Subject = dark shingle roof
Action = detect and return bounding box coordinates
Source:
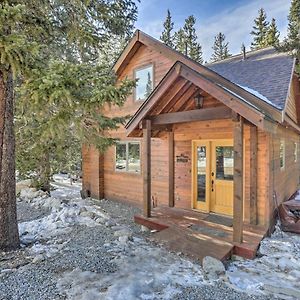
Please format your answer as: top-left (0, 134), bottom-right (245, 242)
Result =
top-left (206, 48), bottom-right (295, 110)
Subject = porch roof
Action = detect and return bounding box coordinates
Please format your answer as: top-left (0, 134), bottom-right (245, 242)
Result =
top-left (125, 61), bottom-right (279, 137)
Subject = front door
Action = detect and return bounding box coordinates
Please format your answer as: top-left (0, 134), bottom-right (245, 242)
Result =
top-left (192, 140), bottom-right (234, 216)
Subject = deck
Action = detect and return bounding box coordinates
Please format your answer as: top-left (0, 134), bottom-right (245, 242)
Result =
top-left (135, 206), bottom-right (268, 263)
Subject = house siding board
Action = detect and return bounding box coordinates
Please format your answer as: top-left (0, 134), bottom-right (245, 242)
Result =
top-left (83, 43), bottom-right (175, 205)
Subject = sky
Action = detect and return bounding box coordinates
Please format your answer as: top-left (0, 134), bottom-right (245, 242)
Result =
top-left (135, 0), bottom-right (291, 61)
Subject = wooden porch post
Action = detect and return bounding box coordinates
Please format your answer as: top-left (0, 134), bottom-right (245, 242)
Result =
top-left (233, 115), bottom-right (244, 243)
top-left (249, 125), bottom-right (258, 225)
top-left (168, 130), bottom-right (175, 207)
top-left (143, 119), bottom-right (151, 217)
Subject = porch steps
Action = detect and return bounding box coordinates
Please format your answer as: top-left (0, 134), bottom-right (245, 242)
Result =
top-left (149, 226), bottom-right (234, 263)
top-left (134, 206), bottom-right (267, 263)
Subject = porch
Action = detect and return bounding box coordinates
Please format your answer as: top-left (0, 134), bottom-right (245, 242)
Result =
top-left (135, 206), bottom-right (267, 262)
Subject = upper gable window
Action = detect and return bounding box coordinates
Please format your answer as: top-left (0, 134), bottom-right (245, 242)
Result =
top-left (280, 140), bottom-right (285, 170)
top-left (134, 64), bottom-right (153, 101)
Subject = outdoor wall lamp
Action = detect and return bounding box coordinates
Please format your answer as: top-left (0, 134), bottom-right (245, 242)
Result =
top-left (194, 94), bottom-right (204, 109)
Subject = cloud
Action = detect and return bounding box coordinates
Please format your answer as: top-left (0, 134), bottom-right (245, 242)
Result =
top-left (198, 0), bottom-right (290, 61)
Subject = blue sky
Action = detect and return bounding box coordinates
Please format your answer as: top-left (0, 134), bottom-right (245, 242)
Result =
top-left (135, 0), bottom-right (290, 61)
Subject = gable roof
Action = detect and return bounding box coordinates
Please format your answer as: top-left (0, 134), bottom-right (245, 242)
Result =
top-left (113, 30), bottom-right (299, 132)
top-left (206, 48), bottom-right (295, 110)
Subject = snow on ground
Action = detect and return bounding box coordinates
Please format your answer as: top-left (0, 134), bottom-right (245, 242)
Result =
top-left (5, 176), bottom-right (300, 299)
top-left (227, 226), bottom-right (300, 299)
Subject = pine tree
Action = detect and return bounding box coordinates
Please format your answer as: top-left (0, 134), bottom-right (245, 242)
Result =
top-left (160, 9), bottom-right (174, 48)
top-left (174, 28), bottom-right (187, 55)
top-left (266, 18), bottom-right (280, 47)
top-left (278, 0), bottom-right (300, 73)
top-left (0, 0), bottom-right (137, 250)
top-left (211, 32), bottom-right (231, 61)
top-left (250, 8), bottom-right (269, 49)
top-left (144, 72), bottom-right (153, 98)
top-left (183, 16), bottom-right (203, 63)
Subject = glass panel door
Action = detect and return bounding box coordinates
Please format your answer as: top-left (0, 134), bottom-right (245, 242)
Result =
top-left (197, 146), bottom-right (207, 202)
top-left (192, 141), bottom-right (210, 211)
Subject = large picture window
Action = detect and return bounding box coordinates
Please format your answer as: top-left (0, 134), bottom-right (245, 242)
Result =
top-left (134, 65), bottom-right (153, 101)
top-left (115, 141), bottom-right (140, 173)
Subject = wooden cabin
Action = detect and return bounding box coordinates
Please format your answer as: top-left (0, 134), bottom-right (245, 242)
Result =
top-left (82, 30), bottom-right (300, 258)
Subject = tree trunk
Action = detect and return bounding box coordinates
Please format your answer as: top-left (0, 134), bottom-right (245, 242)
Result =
top-left (0, 70), bottom-right (20, 250)
top-left (39, 150), bottom-right (51, 194)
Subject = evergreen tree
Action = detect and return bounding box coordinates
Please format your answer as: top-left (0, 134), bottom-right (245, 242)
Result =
top-left (144, 72), bottom-right (153, 98)
top-left (211, 32), bottom-right (231, 62)
top-left (160, 9), bottom-right (174, 48)
top-left (174, 28), bottom-right (187, 54)
top-left (266, 18), bottom-right (280, 47)
top-left (0, 0), bottom-right (137, 250)
top-left (183, 16), bottom-right (203, 63)
top-left (278, 0), bottom-right (300, 73)
top-left (250, 8), bottom-right (269, 49)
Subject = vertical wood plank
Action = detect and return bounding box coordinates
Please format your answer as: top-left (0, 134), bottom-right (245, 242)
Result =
top-left (143, 119), bottom-right (151, 217)
top-left (168, 130), bottom-right (175, 207)
top-left (233, 116), bottom-right (244, 243)
top-left (249, 125), bottom-right (257, 225)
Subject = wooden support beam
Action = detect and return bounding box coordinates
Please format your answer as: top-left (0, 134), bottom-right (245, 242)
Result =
top-left (233, 116), bottom-right (244, 243)
top-left (150, 107), bottom-right (232, 126)
top-left (249, 125), bottom-right (258, 225)
top-left (143, 119), bottom-right (151, 218)
top-left (168, 130), bottom-right (174, 207)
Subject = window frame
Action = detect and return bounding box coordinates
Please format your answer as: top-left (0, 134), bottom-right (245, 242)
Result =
top-left (133, 63), bottom-right (154, 102)
top-left (294, 142), bottom-right (298, 163)
top-left (279, 140), bottom-right (285, 170)
top-left (115, 141), bottom-right (141, 174)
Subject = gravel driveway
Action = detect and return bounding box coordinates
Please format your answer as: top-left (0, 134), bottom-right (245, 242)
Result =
top-left (0, 182), bottom-right (274, 300)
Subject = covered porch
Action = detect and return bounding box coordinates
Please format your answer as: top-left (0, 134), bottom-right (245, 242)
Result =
top-left (126, 61), bottom-right (277, 260)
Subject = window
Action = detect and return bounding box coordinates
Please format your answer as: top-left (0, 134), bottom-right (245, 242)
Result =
top-left (294, 142), bottom-right (298, 162)
top-left (280, 140), bottom-right (285, 170)
top-left (134, 65), bottom-right (153, 101)
top-left (215, 146), bottom-right (234, 180)
top-left (115, 141), bottom-right (140, 173)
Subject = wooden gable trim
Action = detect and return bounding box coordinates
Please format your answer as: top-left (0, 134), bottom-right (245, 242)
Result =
top-left (116, 30), bottom-right (283, 122)
top-left (126, 62), bottom-right (279, 137)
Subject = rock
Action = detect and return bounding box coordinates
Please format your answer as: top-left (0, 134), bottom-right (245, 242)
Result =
top-left (95, 218), bottom-right (105, 224)
top-left (105, 219), bottom-right (116, 227)
top-left (202, 256), bottom-right (225, 280)
top-left (118, 236), bottom-right (129, 244)
top-left (141, 225), bottom-right (149, 232)
top-left (32, 255), bottom-right (44, 264)
top-left (79, 207), bottom-right (87, 213)
top-left (79, 210), bottom-right (96, 219)
top-left (19, 187), bottom-right (39, 200)
top-left (114, 229), bottom-right (132, 238)
top-left (16, 179), bottom-right (32, 195)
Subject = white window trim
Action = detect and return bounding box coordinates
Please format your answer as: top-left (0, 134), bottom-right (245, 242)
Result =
top-left (115, 141), bottom-right (141, 173)
top-left (294, 142), bottom-right (298, 163)
top-left (280, 140), bottom-right (285, 170)
top-left (133, 64), bottom-right (154, 101)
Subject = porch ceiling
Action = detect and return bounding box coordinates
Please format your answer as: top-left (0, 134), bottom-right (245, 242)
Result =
top-left (126, 61), bottom-right (278, 137)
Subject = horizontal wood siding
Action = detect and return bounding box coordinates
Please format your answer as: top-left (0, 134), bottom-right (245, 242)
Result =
top-left (268, 127), bottom-right (300, 223)
top-left (92, 43), bottom-right (175, 205)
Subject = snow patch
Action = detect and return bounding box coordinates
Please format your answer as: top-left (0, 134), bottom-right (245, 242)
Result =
top-left (227, 225), bottom-right (300, 298)
top-left (57, 239), bottom-right (204, 300)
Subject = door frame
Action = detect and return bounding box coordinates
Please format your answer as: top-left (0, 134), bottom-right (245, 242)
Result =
top-left (191, 139), bottom-right (234, 215)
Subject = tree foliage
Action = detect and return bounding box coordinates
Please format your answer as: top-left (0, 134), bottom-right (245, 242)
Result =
top-left (250, 8), bottom-right (269, 49)
top-left (160, 9), bottom-right (174, 48)
top-left (0, 0), bottom-right (137, 249)
top-left (278, 0), bottom-right (300, 73)
top-left (266, 18), bottom-right (280, 47)
top-left (211, 32), bottom-right (231, 62)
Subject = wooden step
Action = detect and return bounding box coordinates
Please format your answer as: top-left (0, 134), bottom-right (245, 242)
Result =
top-left (149, 226), bottom-right (234, 263)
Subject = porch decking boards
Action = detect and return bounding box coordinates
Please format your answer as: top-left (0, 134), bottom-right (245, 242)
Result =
top-left (134, 206), bottom-right (267, 263)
